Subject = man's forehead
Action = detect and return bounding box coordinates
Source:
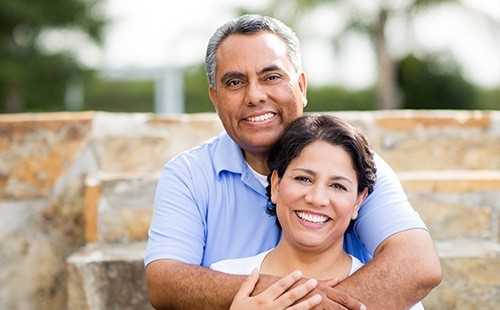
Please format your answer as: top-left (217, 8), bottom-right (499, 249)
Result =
top-left (217, 32), bottom-right (287, 56)
top-left (215, 33), bottom-right (290, 75)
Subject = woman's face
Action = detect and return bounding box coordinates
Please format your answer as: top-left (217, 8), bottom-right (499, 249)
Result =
top-left (271, 140), bottom-right (367, 253)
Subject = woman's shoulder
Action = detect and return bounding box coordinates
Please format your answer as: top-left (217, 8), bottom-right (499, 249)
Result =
top-left (210, 249), bottom-right (272, 275)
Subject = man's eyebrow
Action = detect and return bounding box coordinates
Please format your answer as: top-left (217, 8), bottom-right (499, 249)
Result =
top-left (220, 71), bottom-right (246, 84)
top-left (220, 65), bottom-right (284, 84)
top-left (259, 65), bottom-right (283, 75)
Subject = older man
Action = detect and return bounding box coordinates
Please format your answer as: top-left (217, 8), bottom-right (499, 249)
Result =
top-left (145, 14), bottom-right (441, 309)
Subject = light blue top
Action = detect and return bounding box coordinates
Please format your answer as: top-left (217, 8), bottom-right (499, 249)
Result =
top-left (145, 132), bottom-right (427, 268)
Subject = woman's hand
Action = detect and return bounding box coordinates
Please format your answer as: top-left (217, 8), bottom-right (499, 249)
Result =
top-left (230, 268), bottom-right (322, 310)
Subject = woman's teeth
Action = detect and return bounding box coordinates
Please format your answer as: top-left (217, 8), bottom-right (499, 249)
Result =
top-left (295, 211), bottom-right (329, 224)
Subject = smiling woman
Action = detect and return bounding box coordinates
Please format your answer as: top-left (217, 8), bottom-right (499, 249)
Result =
top-left (211, 114), bottom-right (424, 309)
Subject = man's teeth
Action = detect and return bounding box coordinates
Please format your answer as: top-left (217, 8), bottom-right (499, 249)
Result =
top-left (246, 113), bottom-right (274, 122)
top-left (295, 211), bottom-right (329, 224)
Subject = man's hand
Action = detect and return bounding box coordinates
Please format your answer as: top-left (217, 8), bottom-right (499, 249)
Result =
top-left (231, 269), bottom-right (322, 310)
top-left (251, 273), bottom-right (366, 310)
top-left (304, 278), bottom-right (366, 310)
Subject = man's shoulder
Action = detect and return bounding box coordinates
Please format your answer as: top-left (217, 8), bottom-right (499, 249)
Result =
top-left (169, 132), bottom-right (227, 163)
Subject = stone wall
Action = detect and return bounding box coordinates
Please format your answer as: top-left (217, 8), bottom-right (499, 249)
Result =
top-left (1, 110), bottom-right (499, 309)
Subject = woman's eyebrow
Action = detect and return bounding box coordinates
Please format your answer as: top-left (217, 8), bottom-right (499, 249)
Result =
top-left (291, 168), bottom-right (354, 185)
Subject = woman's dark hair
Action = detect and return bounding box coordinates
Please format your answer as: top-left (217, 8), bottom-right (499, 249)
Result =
top-left (265, 114), bottom-right (377, 222)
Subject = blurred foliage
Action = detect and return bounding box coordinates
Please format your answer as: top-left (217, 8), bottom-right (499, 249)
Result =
top-left (256, 0), bottom-right (499, 110)
top-left (1, 0), bottom-right (497, 114)
top-left (306, 86), bottom-right (376, 111)
top-left (397, 53), bottom-right (477, 109)
top-left (184, 65), bottom-right (214, 113)
top-left (81, 56), bottom-right (497, 114)
top-left (0, 0), bottom-right (106, 113)
top-left (83, 74), bottom-right (155, 113)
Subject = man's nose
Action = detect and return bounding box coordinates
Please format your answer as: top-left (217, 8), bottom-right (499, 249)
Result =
top-left (244, 82), bottom-right (267, 106)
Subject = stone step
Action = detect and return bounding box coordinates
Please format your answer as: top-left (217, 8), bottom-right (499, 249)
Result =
top-left (66, 240), bottom-right (499, 309)
top-left (352, 110), bottom-right (500, 171)
top-left (422, 240), bottom-right (500, 309)
top-left (83, 170), bottom-right (500, 244)
top-left (67, 242), bottom-right (153, 309)
top-left (83, 173), bottom-right (158, 244)
top-left (399, 170), bottom-right (500, 242)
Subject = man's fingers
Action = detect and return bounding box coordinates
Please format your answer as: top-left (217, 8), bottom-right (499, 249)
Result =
top-left (287, 294), bottom-right (322, 310)
top-left (323, 277), bottom-right (341, 287)
top-left (325, 288), bottom-right (366, 310)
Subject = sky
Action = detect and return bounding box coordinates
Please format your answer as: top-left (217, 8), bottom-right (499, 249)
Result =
top-left (91, 0), bottom-right (500, 89)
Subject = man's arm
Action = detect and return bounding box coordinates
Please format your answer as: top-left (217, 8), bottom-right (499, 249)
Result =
top-left (146, 259), bottom-right (245, 309)
top-left (333, 228), bottom-right (442, 309)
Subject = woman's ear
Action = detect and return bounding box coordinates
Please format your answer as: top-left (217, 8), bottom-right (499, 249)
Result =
top-left (351, 188), bottom-right (368, 220)
top-left (270, 170), bottom-right (281, 204)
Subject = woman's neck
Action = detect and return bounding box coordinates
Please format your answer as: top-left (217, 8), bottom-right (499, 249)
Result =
top-left (261, 240), bottom-right (352, 281)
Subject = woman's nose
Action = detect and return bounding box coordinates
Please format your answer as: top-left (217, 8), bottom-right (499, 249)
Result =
top-left (304, 185), bottom-right (329, 208)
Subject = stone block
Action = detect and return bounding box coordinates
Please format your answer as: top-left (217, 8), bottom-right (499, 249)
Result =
top-left (0, 112), bottom-right (94, 199)
top-left (423, 240), bottom-right (500, 309)
top-left (400, 170), bottom-right (500, 241)
top-left (91, 113), bottom-right (223, 174)
top-left (83, 174), bottom-right (157, 243)
top-left (0, 178), bottom-right (86, 310)
top-left (67, 242), bottom-right (153, 309)
top-left (370, 110), bottom-right (500, 171)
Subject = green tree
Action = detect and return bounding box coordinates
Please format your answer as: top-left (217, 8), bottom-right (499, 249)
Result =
top-left (397, 53), bottom-right (476, 109)
top-left (259, 0), bottom-right (499, 110)
top-left (0, 0), bottom-right (106, 113)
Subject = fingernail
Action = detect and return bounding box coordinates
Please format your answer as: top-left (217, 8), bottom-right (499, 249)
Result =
top-left (360, 305), bottom-right (366, 310)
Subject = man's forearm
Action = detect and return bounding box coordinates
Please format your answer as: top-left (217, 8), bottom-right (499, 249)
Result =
top-left (335, 229), bottom-right (442, 309)
top-left (146, 259), bottom-right (247, 309)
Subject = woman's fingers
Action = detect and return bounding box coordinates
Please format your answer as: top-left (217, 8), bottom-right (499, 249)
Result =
top-left (234, 268), bottom-right (260, 298)
top-left (275, 278), bottom-right (319, 308)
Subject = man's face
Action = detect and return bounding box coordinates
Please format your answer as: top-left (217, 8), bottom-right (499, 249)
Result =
top-left (209, 32), bottom-right (307, 158)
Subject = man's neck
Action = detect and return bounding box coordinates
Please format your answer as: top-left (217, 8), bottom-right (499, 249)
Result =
top-left (243, 151), bottom-right (270, 175)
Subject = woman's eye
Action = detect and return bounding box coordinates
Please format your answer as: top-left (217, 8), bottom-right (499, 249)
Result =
top-left (295, 176), bottom-right (312, 183)
top-left (331, 183), bottom-right (347, 191)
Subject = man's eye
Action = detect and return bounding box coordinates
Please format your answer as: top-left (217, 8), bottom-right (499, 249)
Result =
top-left (266, 75), bottom-right (280, 81)
top-left (228, 80), bottom-right (241, 86)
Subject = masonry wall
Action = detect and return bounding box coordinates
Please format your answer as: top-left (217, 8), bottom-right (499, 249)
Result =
top-left (1, 110), bottom-right (499, 309)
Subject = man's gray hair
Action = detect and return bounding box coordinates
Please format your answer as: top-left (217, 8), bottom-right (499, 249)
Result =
top-left (205, 14), bottom-right (302, 89)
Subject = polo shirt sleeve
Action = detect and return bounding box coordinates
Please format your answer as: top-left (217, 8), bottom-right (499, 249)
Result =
top-left (353, 153), bottom-right (427, 256)
top-left (144, 154), bottom-right (206, 267)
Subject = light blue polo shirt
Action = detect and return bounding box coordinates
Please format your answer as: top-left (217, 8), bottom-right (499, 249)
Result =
top-left (145, 132), bottom-right (426, 267)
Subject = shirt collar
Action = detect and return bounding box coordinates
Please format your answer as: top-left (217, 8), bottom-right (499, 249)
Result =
top-left (213, 132), bottom-right (246, 178)
top-left (213, 132), bottom-right (267, 196)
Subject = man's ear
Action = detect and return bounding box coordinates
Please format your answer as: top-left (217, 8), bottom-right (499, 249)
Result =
top-left (298, 72), bottom-right (308, 107)
top-left (208, 86), bottom-right (219, 114)
top-left (351, 188), bottom-right (368, 220)
top-left (270, 170), bottom-right (281, 204)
